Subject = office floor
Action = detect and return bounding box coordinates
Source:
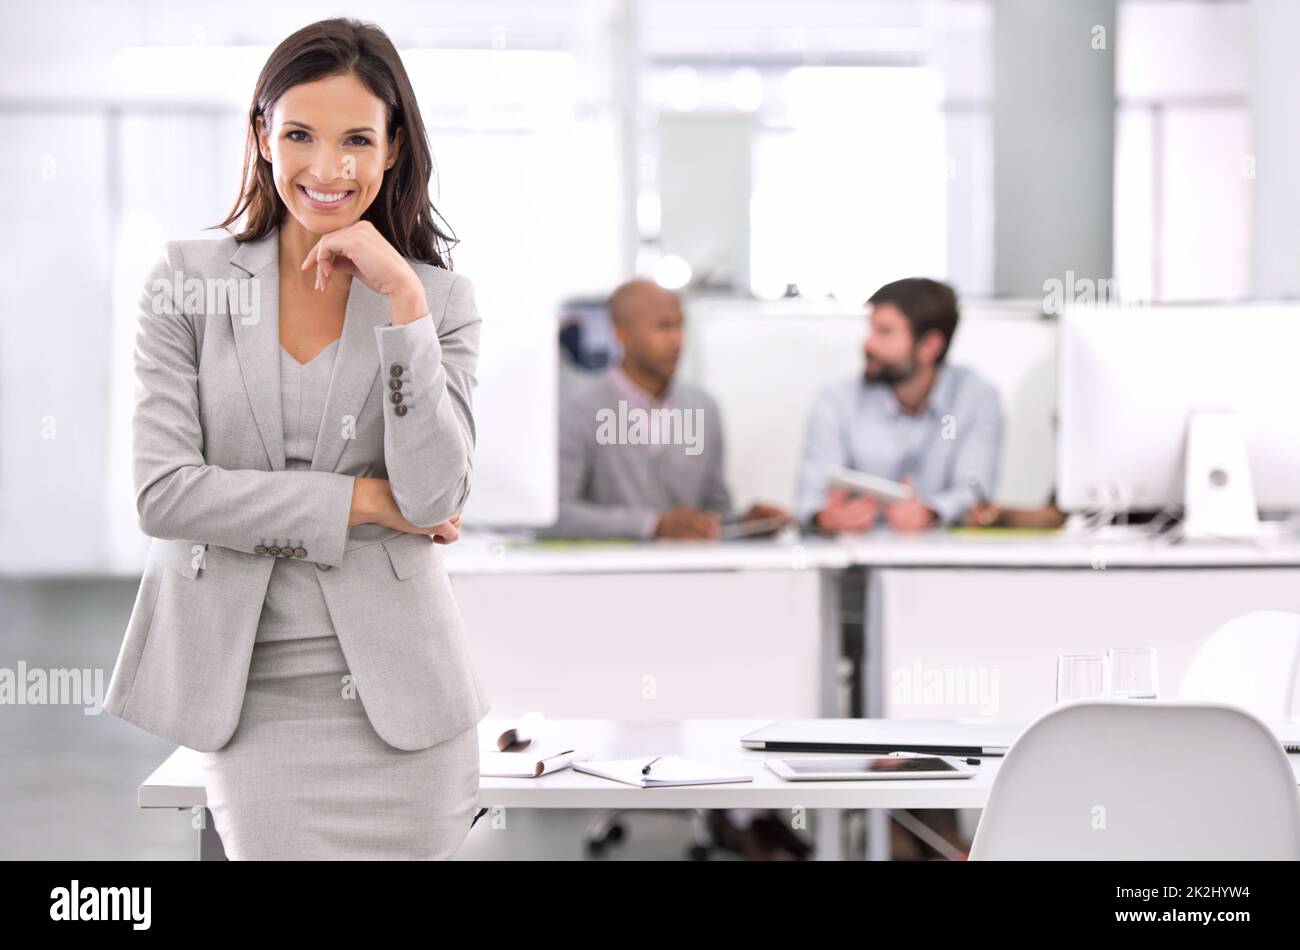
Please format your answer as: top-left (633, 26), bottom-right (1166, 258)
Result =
top-left (1, 578), bottom-right (823, 861)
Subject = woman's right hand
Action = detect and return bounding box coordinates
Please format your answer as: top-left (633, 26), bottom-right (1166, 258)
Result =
top-left (351, 476), bottom-right (463, 543)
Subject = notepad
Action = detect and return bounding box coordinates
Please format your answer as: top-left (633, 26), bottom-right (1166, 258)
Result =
top-left (572, 755), bottom-right (754, 788)
top-left (481, 748), bottom-right (586, 778)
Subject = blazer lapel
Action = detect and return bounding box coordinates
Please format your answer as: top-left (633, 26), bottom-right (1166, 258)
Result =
top-left (311, 276), bottom-right (386, 474)
top-left (229, 224), bottom-right (389, 474)
top-left (229, 228), bottom-right (285, 471)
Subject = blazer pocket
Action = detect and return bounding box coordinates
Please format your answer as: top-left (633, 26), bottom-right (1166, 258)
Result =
top-left (382, 532), bottom-right (436, 580)
top-left (149, 538), bottom-right (207, 579)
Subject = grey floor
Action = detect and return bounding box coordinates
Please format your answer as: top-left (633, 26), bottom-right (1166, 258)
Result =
top-left (2, 577), bottom-right (838, 861)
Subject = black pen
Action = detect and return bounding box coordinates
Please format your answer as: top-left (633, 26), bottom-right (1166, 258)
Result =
top-left (641, 755), bottom-right (662, 775)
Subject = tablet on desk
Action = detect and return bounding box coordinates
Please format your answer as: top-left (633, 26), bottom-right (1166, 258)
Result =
top-left (766, 754), bottom-right (977, 781)
top-left (826, 466), bottom-right (914, 503)
top-left (720, 515), bottom-right (789, 539)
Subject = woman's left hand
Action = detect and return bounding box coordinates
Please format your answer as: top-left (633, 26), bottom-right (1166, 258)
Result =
top-left (430, 513), bottom-right (462, 545)
top-left (301, 220), bottom-right (427, 324)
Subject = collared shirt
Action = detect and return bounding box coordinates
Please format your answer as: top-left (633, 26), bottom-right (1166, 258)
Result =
top-left (794, 362), bottom-right (1004, 527)
top-left (540, 365), bottom-right (733, 539)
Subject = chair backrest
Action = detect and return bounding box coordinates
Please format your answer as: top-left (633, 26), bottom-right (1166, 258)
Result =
top-left (968, 700), bottom-right (1300, 859)
top-left (1177, 610), bottom-right (1300, 720)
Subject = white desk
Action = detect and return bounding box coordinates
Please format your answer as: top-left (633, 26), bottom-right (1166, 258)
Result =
top-left (843, 529), bottom-right (1300, 858)
top-left (140, 718), bottom-right (1000, 860)
top-left (139, 716), bottom-right (1300, 861)
top-left (441, 537), bottom-right (852, 724)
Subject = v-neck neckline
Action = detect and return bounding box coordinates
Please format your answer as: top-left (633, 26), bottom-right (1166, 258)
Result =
top-left (280, 337), bottom-right (340, 369)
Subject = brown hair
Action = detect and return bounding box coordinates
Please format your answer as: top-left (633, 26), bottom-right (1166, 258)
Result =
top-left (211, 17), bottom-right (457, 269)
top-left (868, 277), bottom-right (960, 362)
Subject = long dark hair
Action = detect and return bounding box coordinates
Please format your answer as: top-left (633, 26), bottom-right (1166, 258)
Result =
top-left (212, 17), bottom-right (457, 269)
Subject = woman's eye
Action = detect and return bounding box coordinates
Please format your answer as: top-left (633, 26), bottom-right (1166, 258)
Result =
top-left (347, 136), bottom-right (372, 147)
top-left (286, 130), bottom-right (309, 142)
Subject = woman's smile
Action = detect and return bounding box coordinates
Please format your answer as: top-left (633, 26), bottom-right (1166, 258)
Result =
top-left (296, 183), bottom-right (355, 210)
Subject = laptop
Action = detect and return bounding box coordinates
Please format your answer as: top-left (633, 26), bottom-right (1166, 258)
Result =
top-left (740, 719), bottom-right (1025, 757)
top-left (740, 717), bottom-right (1300, 757)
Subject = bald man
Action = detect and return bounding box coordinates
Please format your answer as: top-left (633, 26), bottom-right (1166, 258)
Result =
top-left (541, 279), bottom-right (789, 540)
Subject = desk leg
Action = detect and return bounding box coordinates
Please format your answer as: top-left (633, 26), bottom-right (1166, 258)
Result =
top-left (862, 568), bottom-right (892, 860)
top-left (197, 808), bottom-right (227, 861)
top-left (814, 810), bottom-right (844, 861)
top-left (816, 568), bottom-right (847, 859)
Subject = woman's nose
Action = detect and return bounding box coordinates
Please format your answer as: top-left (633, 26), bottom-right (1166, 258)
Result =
top-left (309, 147), bottom-right (346, 184)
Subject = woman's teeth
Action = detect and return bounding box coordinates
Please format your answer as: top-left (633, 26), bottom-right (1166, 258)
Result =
top-left (302, 186), bottom-right (350, 204)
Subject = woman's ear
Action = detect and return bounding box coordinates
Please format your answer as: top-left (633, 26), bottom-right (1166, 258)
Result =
top-left (255, 115), bottom-right (271, 164)
top-left (386, 127), bottom-right (405, 170)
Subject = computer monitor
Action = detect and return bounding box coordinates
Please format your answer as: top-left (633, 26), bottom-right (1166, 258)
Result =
top-left (1057, 302), bottom-right (1300, 533)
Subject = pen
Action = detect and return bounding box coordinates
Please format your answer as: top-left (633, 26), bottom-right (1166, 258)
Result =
top-left (641, 755), bottom-right (663, 775)
top-left (966, 475), bottom-right (996, 526)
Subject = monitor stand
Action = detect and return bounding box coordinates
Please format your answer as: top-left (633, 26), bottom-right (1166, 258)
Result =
top-left (1183, 410), bottom-right (1260, 540)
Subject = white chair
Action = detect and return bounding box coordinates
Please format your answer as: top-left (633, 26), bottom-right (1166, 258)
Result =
top-left (1178, 610), bottom-right (1300, 720)
top-left (968, 701), bottom-right (1300, 859)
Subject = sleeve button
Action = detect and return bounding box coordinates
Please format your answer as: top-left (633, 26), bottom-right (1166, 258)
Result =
top-left (294, 547), bottom-right (307, 558)
top-left (389, 363), bottom-right (404, 377)
top-left (254, 545), bottom-right (268, 555)
top-left (395, 403), bottom-right (408, 417)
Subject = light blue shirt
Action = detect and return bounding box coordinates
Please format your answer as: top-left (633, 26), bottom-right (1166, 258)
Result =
top-left (794, 363), bottom-right (1004, 527)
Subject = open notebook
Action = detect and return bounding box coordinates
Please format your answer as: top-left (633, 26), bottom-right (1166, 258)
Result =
top-left (573, 755), bottom-right (753, 788)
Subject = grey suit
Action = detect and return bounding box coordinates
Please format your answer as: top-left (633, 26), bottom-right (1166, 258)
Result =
top-left (104, 225), bottom-right (492, 753)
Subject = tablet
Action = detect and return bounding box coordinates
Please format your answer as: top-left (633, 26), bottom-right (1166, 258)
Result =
top-left (720, 515), bottom-right (789, 539)
top-left (765, 755), bottom-right (977, 781)
top-left (826, 466), bottom-right (914, 503)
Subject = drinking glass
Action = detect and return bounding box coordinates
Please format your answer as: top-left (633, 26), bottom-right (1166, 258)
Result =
top-left (1106, 647), bottom-right (1159, 699)
top-left (1056, 654), bottom-right (1106, 703)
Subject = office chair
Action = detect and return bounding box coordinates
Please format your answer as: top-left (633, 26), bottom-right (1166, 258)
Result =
top-left (1177, 610), bottom-right (1300, 720)
top-left (968, 700), bottom-right (1300, 859)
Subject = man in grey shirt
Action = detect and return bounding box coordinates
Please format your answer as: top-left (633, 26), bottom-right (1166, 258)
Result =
top-left (542, 278), bottom-right (789, 541)
top-left (796, 277), bottom-right (1004, 533)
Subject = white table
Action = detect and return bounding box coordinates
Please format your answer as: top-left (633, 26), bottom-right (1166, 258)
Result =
top-left (841, 527), bottom-right (1300, 858)
top-left (139, 718), bottom-right (1002, 860)
top-left (441, 536), bottom-right (852, 724)
top-left (140, 715), bottom-right (1300, 861)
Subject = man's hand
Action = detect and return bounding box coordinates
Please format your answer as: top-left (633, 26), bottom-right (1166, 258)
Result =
top-left (654, 505), bottom-right (722, 540)
top-left (814, 487), bottom-right (880, 534)
top-left (964, 500), bottom-right (1002, 527)
top-left (883, 477), bottom-right (938, 532)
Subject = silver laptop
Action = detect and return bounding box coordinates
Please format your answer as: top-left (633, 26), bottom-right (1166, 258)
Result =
top-left (741, 717), bottom-right (1300, 757)
top-left (740, 719), bottom-right (1027, 756)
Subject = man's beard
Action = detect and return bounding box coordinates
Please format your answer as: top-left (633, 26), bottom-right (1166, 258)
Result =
top-left (864, 352), bottom-right (918, 385)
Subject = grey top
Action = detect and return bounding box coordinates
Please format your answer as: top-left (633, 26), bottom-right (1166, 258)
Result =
top-left (256, 339), bottom-right (342, 641)
top-left (794, 362), bottom-right (1004, 527)
top-left (538, 365), bottom-right (732, 539)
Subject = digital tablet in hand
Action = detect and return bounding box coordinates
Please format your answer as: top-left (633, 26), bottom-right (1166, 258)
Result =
top-left (826, 466), bottom-right (914, 503)
top-left (720, 515), bottom-right (789, 539)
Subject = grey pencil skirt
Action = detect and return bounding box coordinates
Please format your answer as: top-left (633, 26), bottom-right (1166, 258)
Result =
top-left (196, 633), bottom-right (481, 860)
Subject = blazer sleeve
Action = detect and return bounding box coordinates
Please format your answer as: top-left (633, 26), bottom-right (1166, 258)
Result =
top-left (371, 272), bottom-right (480, 527)
top-left (133, 241), bottom-right (357, 567)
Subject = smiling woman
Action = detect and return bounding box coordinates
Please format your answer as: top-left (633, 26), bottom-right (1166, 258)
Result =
top-left (103, 17), bottom-right (491, 861)
top-left (215, 20), bottom-right (456, 270)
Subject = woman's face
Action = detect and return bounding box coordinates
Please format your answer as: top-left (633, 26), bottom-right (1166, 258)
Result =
top-left (256, 72), bottom-right (403, 234)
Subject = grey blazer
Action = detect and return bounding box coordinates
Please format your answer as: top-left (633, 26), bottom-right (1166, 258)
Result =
top-left (104, 225), bottom-right (492, 752)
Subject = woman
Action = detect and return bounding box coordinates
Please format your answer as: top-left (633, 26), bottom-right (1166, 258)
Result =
top-left (103, 18), bottom-right (492, 859)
